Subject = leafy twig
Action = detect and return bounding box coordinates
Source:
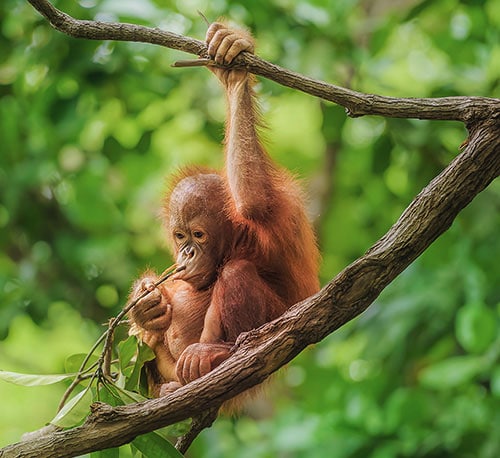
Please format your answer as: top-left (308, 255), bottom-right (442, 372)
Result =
top-left (57, 264), bottom-right (184, 411)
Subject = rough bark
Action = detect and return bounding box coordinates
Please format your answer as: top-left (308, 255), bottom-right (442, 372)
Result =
top-left (1, 1), bottom-right (498, 457)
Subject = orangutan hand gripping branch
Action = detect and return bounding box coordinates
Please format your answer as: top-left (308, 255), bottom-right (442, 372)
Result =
top-left (128, 22), bottom-right (320, 398)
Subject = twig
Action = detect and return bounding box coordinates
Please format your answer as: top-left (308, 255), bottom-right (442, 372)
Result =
top-left (102, 319), bottom-right (115, 379)
top-left (197, 11), bottom-right (210, 27)
top-left (172, 58), bottom-right (215, 67)
top-left (119, 264), bottom-right (183, 318)
top-left (175, 407), bottom-right (220, 454)
top-left (57, 361), bottom-right (99, 412)
top-left (58, 264), bottom-right (184, 410)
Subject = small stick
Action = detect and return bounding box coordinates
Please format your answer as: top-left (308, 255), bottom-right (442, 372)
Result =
top-left (172, 12), bottom-right (211, 71)
top-left (102, 319), bottom-right (115, 378)
top-left (197, 11), bottom-right (210, 27)
top-left (172, 58), bottom-right (215, 68)
top-left (175, 407), bottom-right (220, 453)
top-left (121, 263), bottom-right (184, 316)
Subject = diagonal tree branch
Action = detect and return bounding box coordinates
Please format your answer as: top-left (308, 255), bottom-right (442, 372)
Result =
top-left (1, 111), bottom-right (498, 458)
top-left (27, 0), bottom-right (499, 122)
top-left (1, 1), bottom-right (498, 457)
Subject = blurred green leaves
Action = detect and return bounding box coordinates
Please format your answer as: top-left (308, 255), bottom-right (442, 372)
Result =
top-left (456, 302), bottom-right (497, 354)
top-left (419, 356), bottom-right (486, 390)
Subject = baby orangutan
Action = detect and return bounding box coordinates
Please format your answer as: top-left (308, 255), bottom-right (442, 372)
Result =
top-left (129, 22), bottom-right (320, 398)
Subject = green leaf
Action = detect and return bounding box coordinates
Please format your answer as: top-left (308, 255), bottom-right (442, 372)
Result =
top-left (132, 431), bottom-right (183, 458)
top-left (98, 383), bottom-right (125, 407)
top-left (0, 370), bottom-right (75, 386)
top-left (137, 341), bottom-right (156, 364)
top-left (124, 360), bottom-right (143, 392)
top-left (419, 355), bottom-right (485, 390)
top-left (90, 447), bottom-right (119, 458)
top-left (112, 384), bottom-right (149, 404)
top-left (117, 335), bottom-right (138, 374)
top-left (50, 387), bottom-right (93, 428)
top-left (65, 353), bottom-right (99, 374)
top-left (125, 341), bottom-right (155, 392)
top-left (455, 302), bottom-right (497, 354)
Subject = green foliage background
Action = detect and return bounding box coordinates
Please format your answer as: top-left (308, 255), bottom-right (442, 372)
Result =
top-left (1, 0), bottom-right (499, 456)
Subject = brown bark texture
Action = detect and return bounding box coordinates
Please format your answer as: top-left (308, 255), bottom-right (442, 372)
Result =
top-left (1, 1), bottom-right (498, 457)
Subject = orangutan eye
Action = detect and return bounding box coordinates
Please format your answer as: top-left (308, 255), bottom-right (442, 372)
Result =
top-left (174, 232), bottom-right (185, 240)
top-left (193, 231), bottom-right (204, 239)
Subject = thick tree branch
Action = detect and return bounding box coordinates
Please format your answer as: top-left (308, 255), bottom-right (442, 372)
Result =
top-left (27, 0), bottom-right (499, 122)
top-left (2, 118), bottom-right (499, 458)
top-left (2, 1), bottom-right (498, 457)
